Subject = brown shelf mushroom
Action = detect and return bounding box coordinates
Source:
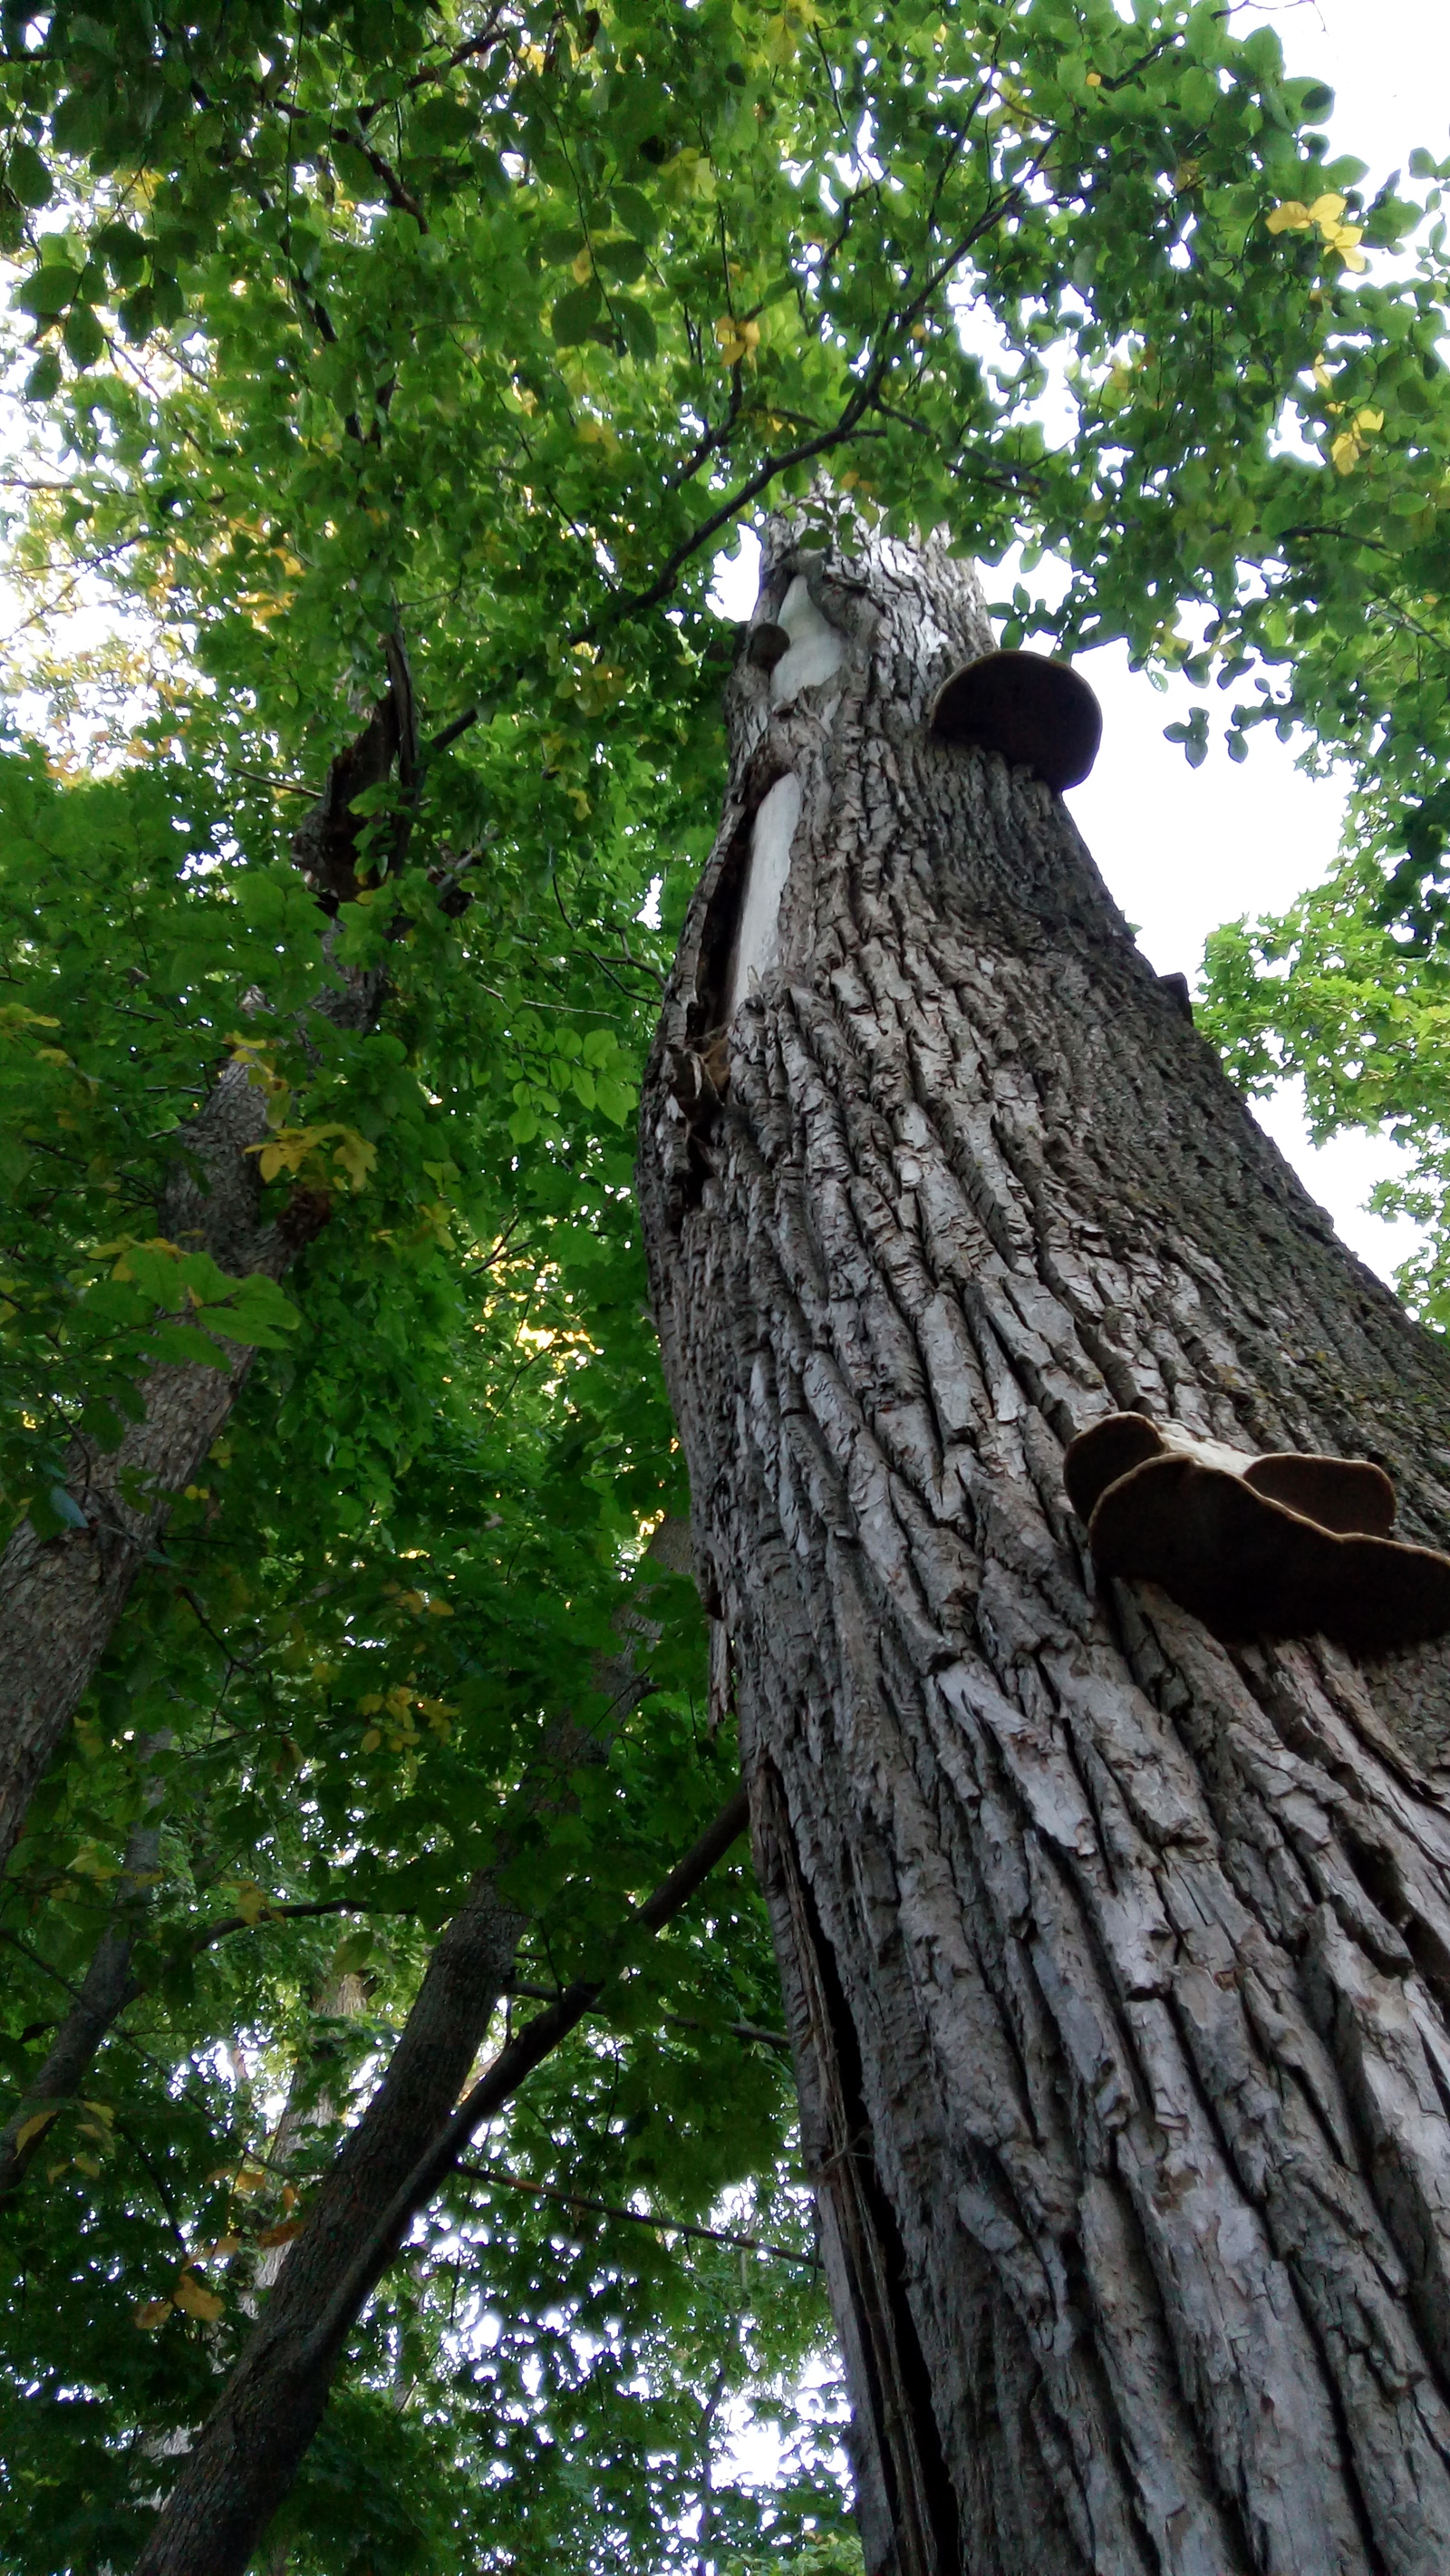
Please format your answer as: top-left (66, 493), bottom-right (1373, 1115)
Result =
top-left (928, 650), bottom-right (1103, 791)
top-left (1063, 1411), bottom-right (1450, 1655)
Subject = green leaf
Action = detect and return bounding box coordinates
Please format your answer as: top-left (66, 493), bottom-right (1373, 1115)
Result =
top-left (62, 302), bottom-right (105, 368)
top-left (551, 281), bottom-right (604, 345)
top-left (24, 351), bottom-right (62, 402)
top-left (5, 141), bottom-right (53, 209)
top-left (16, 263), bottom-right (81, 318)
top-left (613, 295), bottom-right (658, 362)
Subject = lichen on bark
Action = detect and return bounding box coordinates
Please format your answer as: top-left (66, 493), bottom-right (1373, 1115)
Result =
top-left (639, 523), bottom-right (1450, 2574)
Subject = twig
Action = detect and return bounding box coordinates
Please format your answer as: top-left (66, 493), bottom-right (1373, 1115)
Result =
top-left (460, 2162), bottom-right (821, 2267)
top-left (505, 1978), bottom-right (788, 2053)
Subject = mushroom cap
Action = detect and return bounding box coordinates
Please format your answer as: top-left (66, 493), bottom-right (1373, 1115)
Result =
top-left (1089, 1454), bottom-right (1450, 1655)
top-left (1064, 1411), bottom-right (1443, 1652)
top-left (1064, 1413), bottom-right (1164, 1525)
top-left (1242, 1451), bottom-right (1396, 1536)
top-left (928, 650), bottom-right (1103, 791)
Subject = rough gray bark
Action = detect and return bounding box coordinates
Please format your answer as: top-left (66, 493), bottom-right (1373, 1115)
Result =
top-left (639, 525), bottom-right (1450, 2576)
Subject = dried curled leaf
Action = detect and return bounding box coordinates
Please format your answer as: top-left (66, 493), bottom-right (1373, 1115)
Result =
top-left (172, 2271), bottom-right (225, 2322)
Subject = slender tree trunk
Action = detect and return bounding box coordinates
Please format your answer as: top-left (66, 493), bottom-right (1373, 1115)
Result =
top-left (134, 1862), bottom-right (527, 2576)
top-left (134, 1785), bottom-right (749, 2576)
top-left (0, 667), bottom-right (411, 1876)
top-left (133, 1522), bottom-right (719, 2574)
top-left (639, 525), bottom-right (1450, 2575)
top-left (0, 1729), bottom-right (170, 2195)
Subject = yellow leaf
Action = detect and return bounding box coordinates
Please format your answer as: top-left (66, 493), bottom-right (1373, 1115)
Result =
top-left (1309, 192), bottom-right (1348, 227)
top-left (230, 1881), bottom-right (271, 1926)
top-left (256, 2219), bottom-right (304, 2250)
top-left (1266, 200), bottom-right (1311, 234)
top-left (133, 2299), bottom-right (173, 2330)
top-left (385, 1684), bottom-right (414, 1717)
top-left (358, 1692), bottom-right (383, 1714)
top-left (1355, 408), bottom-right (1384, 432)
top-left (172, 2271), bottom-right (225, 2321)
top-left (1312, 357), bottom-right (1332, 390)
top-left (1085, 68), bottom-right (1102, 85)
top-left (361, 1727), bottom-right (382, 1752)
top-left (570, 244), bottom-right (594, 284)
top-left (0, 1005), bottom-right (60, 1031)
top-left (324, 1126), bottom-right (377, 1192)
top-left (713, 315), bottom-right (760, 366)
top-left (1330, 429), bottom-right (1362, 473)
top-left (425, 1596), bottom-right (454, 1616)
top-left (1321, 220), bottom-right (1365, 266)
top-left (14, 2106), bottom-right (61, 2152)
top-left (662, 143), bottom-right (715, 201)
top-left (566, 788), bottom-right (591, 818)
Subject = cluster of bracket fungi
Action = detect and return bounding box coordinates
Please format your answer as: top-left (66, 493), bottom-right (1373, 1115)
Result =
top-left (1065, 1411), bottom-right (1450, 1654)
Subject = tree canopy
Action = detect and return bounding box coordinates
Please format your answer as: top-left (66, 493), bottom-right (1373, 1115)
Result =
top-left (2, 1), bottom-right (1449, 2567)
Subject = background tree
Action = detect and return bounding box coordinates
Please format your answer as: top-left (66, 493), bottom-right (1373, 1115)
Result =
top-left (2, 0), bottom-right (1450, 2567)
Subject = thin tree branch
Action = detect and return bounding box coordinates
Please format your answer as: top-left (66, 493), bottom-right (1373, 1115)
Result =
top-left (505, 1977), bottom-right (789, 2053)
top-left (460, 2161), bottom-right (821, 2267)
top-left (295, 1783), bottom-right (751, 2368)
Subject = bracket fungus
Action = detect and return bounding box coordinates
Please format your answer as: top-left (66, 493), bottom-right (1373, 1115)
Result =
top-left (928, 649), bottom-right (1103, 791)
top-left (1063, 1410), bottom-right (1450, 1654)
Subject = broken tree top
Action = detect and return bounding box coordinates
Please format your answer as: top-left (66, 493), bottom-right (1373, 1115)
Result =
top-left (929, 648), bottom-right (1103, 792)
top-left (1065, 1410), bottom-right (1450, 1655)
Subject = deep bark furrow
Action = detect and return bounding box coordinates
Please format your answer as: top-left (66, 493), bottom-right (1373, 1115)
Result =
top-left (642, 532), bottom-right (1450, 2572)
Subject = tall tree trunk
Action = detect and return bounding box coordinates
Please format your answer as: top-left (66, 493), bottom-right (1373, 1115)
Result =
top-left (135, 1861), bottom-right (527, 2576)
top-left (639, 526), bottom-right (1450, 2575)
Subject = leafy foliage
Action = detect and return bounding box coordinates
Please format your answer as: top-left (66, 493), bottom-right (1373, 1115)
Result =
top-left (2, 0), bottom-right (1449, 2565)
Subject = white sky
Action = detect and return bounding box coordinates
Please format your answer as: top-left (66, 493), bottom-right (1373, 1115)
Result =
top-left (715, 0), bottom-right (1450, 1291)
